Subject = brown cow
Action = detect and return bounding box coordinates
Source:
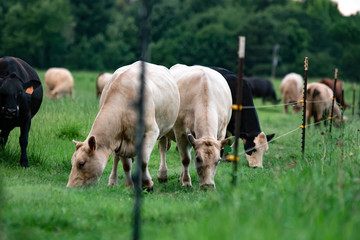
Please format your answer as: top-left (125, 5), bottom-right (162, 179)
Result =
top-left (318, 78), bottom-right (348, 109)
top-left (306, 83), bottom-right (343, 127)
top-left (280, 73), bottom-right (303, 114)
top-left (160, 64), bottom-right (232, 189)
top-left (67, 61), bottom-right (180, 190)
top-left (96, 72), bottom-right (112, 98)
top-left (45, 68), bottom-right (74, 100)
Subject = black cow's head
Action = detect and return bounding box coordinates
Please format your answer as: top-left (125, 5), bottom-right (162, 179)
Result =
top-left (0, 73), bottom-right (40, 119)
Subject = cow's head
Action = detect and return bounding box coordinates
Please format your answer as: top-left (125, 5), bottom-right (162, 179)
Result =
top-left (67, 136), bottom-right (107, 188)
top-left (187, 129), bottom-right (232, 189)
top-left (0, 73), bottom-right (40, 119)
top-left (243, 132), bottom-right (275, 168)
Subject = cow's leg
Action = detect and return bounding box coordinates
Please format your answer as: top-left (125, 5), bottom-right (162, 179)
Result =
top-left (140, 128), bottom-right (159, 191)
top-left (120, 157), bottom-right (133, 188)
top-left (284, 101), bottom-right (288, 114)
top-left (157, 136), bottom-right (168, 183)
top-left (0, 130), bottom-right (10, 148)
top-left (108, 152), bottom-right (120, 186)
top-left (176, 134), bottom-right (192, 187)
top-left (19, 121), bottom-right (31, 168)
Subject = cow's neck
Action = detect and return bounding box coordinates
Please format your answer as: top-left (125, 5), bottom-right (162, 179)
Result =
top-left (87, 107), bottom-right (134, 159)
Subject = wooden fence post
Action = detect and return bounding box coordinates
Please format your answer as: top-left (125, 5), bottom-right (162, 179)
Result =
top-left (231, 36), bottom-right (245, 186)
top-left (352, 83), bottom-right (356, 117)
top-left (301, 57), bottom-right (308, 157)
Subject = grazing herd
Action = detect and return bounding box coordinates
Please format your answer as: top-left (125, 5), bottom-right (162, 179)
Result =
top-left (0, 56), bottom-right (348, 190)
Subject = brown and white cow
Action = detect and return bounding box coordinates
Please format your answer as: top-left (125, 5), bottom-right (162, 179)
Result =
top-left (306, 82), bottom-right (343, 127)
top-left (318, 78), bottom-right (349, 109)
top-left (96, 72), bottom-right (112, 98)
top-left (159, 64), bottom-right (232, 189)
top-left (44, 68), bottom-right (74, 100)
top-left (280, 73), bottom-right (303, 114)
top-left (67, 61), bottom-right (180, 190)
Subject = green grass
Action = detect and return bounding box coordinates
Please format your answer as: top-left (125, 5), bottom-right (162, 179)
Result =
top-left (0, 71), bottom-right (359, 240)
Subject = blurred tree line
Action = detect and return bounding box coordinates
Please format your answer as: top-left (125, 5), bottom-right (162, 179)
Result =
top-left (0, 0), bottom-right (359, 81)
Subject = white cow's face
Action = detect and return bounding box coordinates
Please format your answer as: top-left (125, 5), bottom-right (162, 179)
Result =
top-left (67, 136), bottom-right (106, 188)
top-left (245, 132), bottom-right (272, 168)
top-left (187, 130), bottom-right (232, 189)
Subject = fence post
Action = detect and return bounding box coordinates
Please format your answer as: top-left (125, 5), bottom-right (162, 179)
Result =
top-left (133, 1), bottom-right (149, 240)
top-left (329, 68), bottom-right (338, 133)
top-left (301, 57), bottom-right (308, 157)
top-left (231, 36), bottom-right (245, 186)
top-left (352, 83), bottom-right (356, 117)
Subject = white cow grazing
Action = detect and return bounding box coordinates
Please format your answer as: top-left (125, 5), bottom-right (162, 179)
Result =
top-left (44, 67), bottom-right (74, 100)
top-left (67, 61), bottom-right (180, 190)
top-left (159, 64), bottom-right (232, 189)
top-left (280, 73), bottom-right (303, 114)
top-left (96, 72), bottom-right (112, 98)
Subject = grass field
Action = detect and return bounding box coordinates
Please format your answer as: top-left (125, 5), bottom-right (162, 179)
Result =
top-left (0, 70), bottom-right (360, 240)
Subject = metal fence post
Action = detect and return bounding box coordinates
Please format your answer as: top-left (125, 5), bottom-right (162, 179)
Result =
top-left (301, 57), bottom-right (308, 157)
top-left (133, 1), bottom-right (149, 240)
top-left (329, 68), bottom-right (338, 133)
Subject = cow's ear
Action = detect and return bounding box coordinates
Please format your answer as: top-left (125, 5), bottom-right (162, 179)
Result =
top-left (186, 129), bottom-right (197, 147)
top-left (88, 136), bottom-right (96, 154)
top-left (220, 137), bottom-right (233, 149)
top-left (23, 80), bottom-right (41, 93)
top-left (266, 133), bottom-right (275, 142)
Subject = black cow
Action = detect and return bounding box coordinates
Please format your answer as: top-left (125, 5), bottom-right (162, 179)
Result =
top-left (210, 67), bottom-right (275, 168)
top-left (0, 57), bottom-right (43, 167)
top-left (244, 76), bottom-right (280, 104)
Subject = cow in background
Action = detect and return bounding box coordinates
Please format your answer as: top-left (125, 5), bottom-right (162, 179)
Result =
top-left (318, 78), bottom-right (349, 110)
top-left (96, 72), bottom-right (112, 98)
top-left (0, 57), bottom-right (43, 167)
top-left (306, 82), bottom-right (344, 127)
top-left (244, 76), bottom-right (280, 104)
top-left (280, 73), bottom-right (303, 114)
top-left (45, 68), bottom-right (74, 100)
top-left (210, 67), bottom-right (275, 168)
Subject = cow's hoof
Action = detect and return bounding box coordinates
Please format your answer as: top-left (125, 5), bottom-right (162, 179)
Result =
top-left (158, 177), bottom-right (168, 183)
top-left (20, 163), bottom-right (29, 168)
top-left (142, 185), bottom-right (154, 192)
top-left (182, 182), bottom-right (192, 187)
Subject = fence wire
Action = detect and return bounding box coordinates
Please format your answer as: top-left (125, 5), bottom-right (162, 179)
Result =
top-left (241, 98), bottom-right (338, 110)
top-left (223, 118), bottom-right (330, 161)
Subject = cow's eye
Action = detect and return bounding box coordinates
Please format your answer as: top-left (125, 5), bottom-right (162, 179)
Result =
top-left (215, 158), bottom-right (221, 166)
top-left (78, 162), bottom-right (86, 168)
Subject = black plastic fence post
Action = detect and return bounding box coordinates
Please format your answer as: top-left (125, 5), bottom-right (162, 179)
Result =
top-left (231, 36), bottom-right (245, 186)
top-left (301, 57), bottom-right (308, 157)
top-left (329, 68), bottom-right (338, 133)
top-left (133, 1), bottom-right (149, 240)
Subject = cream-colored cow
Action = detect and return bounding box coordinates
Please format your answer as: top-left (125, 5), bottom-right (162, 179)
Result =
top-left (280, 73), bottom-right (303, 114)
top-left (44, 68), bottom-right (74, 99)
top-left (67, 61), bottom-right (180, 190)
top-left (96, 72), bottom-right (112, 98)
top-left (159, 64), bottom-right (232, 189)
top-left (306, 82), bottom-right (343, 127)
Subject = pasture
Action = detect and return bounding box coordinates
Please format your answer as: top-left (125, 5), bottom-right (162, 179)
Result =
top-left (0, 70), bottom-right (359, 240)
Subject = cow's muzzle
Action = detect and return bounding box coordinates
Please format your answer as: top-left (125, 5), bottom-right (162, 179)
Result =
top-left (2, 106), bottom-right (19, 118)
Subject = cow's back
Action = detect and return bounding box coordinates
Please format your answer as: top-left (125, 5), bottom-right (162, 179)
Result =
top-left (101, 61), bottom-right (180, 138)
top-left (170, 65), bottom-right (232, 137)
top-left (45, 68), bottom-right (73, 87)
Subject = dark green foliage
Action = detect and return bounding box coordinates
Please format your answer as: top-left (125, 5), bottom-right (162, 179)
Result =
top-left (0, 0), bottom-right (360, 81)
